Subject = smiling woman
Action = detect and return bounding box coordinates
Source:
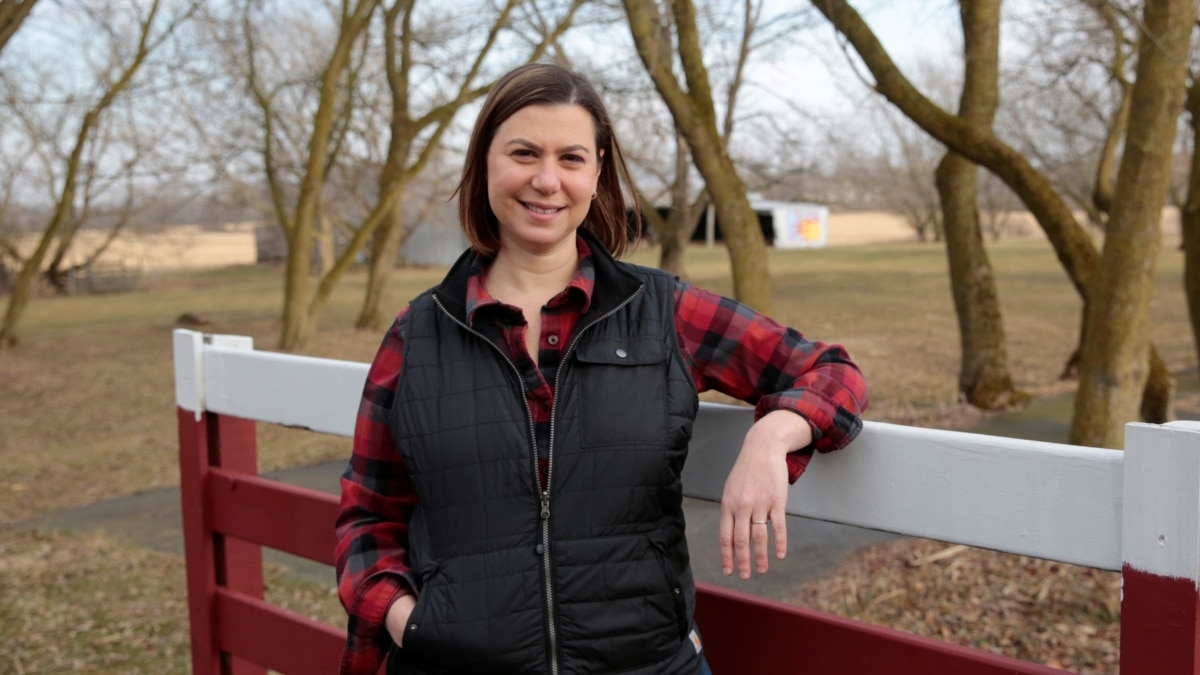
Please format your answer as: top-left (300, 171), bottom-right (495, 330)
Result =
top-left (333, 62), bottom-right (868, 675)
top-left (485, 104), bottom-right (602, 261)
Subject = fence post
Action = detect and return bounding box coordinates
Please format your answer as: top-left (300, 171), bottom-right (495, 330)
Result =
top-left (175, 331), bottom-right (267, 675)
top-left (1120, 422), bottom-right (1200, 674)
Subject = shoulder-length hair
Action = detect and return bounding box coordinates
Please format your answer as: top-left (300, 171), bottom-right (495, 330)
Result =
top-left (456, 62), bottom-right (640, 258)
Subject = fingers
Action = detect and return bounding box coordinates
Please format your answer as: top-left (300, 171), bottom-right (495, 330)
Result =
top-left (719, 505), bottom-right (757, 579)
top-left (719, 509), bottom-right (734, 576)
top-left (720, 508), bottom-right (785, 579)
top-left (751, 517), bottom-right (770, 575)
top-left (772, 513), bottom-right (788, 562)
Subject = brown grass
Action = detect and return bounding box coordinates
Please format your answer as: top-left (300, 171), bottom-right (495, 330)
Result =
top-left (0, 238), bottom-right (1195, 673)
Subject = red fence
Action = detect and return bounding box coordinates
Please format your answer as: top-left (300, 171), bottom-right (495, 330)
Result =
top-left (174, 329), bottom-right (1200, 674)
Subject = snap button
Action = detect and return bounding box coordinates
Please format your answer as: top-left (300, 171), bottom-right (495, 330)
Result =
top-left (547, 334), bottom-right (559, 345)
top-left (615, 348), bottom-right (628, 358)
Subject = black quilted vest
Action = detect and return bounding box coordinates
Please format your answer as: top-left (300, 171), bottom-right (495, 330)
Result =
top-left (387, 235), bottom-right (701, 675)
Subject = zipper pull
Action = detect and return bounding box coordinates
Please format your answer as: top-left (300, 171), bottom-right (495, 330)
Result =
top-left (540, 491), bottom-right (551, 520)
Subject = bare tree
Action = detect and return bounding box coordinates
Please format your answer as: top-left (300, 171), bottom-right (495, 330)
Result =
top-left (0, 0), bottom-right (199, 347)
top-left (352, 0), bottom-right (585, 331)
top-left (1185, 70), bottom-right (1200, 368)
top-left (229, 0), bottom-right (381, 350)
top-left (598, 8), bottom-right (706, 277)
top-left (1002, 1), bottom-right (1141, 233)
top-left (624, 0), bottom-right (772, 312)
top-left (1183, 20), bottom-right (1200, 374)
top-left (632, 130), bottom-right (707, 278)
top-left (219, 0), bottom-right (585, 348)
top-left (935, 0), bottom-right (1027, 411)
top-left (878, 103), bottom-right (945, 242)
top-left (0, 0), bottom-right (38, 53)
top-left (1070, 0), bottom-right (1194, 447)
top-left (812, 0), bottom-right (1193, 446)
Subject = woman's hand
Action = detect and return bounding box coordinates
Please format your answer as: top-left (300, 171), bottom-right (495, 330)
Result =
top-left (385, 594), bottom-right (418, 647)
top-left (719, 410), bottom-right (813, 579)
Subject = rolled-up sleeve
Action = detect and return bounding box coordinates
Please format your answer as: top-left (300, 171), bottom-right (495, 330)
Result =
top-left (674, 282), bottom-right (869, 482)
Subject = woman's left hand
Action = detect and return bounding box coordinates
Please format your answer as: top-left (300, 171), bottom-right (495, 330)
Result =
top-left (719, 410), bottom-right (813, 579)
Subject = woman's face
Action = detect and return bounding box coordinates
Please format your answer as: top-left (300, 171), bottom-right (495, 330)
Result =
top-left (486, 104), bottom-right (602, 255)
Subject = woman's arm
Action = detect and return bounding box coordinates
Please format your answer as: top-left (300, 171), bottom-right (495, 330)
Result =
top-left (334, 310), bottom-right (420, 674)
top-left (673, 282), bottom-right (869, 579)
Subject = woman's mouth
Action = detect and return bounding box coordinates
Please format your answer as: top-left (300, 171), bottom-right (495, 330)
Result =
top-left (523, 201), bottom-right (564, 215)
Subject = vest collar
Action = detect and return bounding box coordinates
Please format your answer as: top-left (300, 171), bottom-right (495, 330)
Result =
top-left (431, 228), bottom-right (645, 324)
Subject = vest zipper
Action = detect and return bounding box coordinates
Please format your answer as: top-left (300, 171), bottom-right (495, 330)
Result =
top-left (543, 284), bottom-right (644, 675)
top-left (435, 283), bottom-right (645, 675)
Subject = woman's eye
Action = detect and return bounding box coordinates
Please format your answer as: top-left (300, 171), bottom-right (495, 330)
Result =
top-left (562, 154), bottom-right (584, 164)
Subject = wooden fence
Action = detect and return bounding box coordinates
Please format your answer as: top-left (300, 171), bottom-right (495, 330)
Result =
top-left (174, 329), bottom-right (1200, 674)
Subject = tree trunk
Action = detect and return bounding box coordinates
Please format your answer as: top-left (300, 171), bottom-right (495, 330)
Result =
top-left (279, 221), bottom-right (315, 351)
top-left (1183, 79), bottom-right (1200, 374)
top-left (315, 214), bottom-right (336, 276)
top-left (623, 0), bottom-right (772, 313)
top-left (356, 188), bottom-right (406, 331)
top-left (277, 0), bottom-right (378, 352)
top-left (0, 1), bottom-right (158, 347)
top-left (937, 0), bottom-right (1027, 411)
top-left (0, 0), bottom-right (39, 54)
top-left (938, 154), bottom-right (1028, 409)
top-left (658, 131), bottom-right (699, 278)
top-left (1069, 0), bottom-right (1194, 448)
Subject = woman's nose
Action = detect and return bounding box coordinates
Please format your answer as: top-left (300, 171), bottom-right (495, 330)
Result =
top-left (530, 161), bottom-right (560, 193)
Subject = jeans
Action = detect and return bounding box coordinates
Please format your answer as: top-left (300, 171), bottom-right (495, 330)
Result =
top-left (698, 656), bottom-right (714, 675)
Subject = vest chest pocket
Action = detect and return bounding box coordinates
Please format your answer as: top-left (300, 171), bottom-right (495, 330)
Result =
top-left (574, 336), bottom-right (670, 448)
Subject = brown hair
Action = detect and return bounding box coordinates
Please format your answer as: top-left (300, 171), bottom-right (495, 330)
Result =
top-left (456, 62), bottom-right (640, 257)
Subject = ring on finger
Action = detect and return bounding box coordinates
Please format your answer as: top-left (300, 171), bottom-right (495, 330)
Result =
top-left (751, 519), bottom-right (769, 525)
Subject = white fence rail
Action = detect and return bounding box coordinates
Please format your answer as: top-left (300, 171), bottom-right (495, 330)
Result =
top-left (174, 329), bottom-right (1200, 580)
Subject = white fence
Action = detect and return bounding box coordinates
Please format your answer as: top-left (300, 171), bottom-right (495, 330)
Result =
top-left (174, 329), bottom-right (1200, 674)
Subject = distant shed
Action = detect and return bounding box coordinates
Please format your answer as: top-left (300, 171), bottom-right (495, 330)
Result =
top-left (669, 200), bottom-right (829, 248)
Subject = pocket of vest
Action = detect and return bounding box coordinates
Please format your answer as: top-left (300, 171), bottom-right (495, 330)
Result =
top-left (400, 561), bottom-right (438, 657)
top-left (398, 553), bottom-right (545, 671)
top-left (574, 336), bottom-right (669, 449)
top-left (648, 535), bottom-right (689, 641)
top-left (555, 532), bottom-right (687, 671)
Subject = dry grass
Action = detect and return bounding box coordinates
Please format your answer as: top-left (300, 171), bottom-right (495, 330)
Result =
top-left (792, 538), bottom-right (1123, 674)
top-left (0, 237), bottom-right (1195, 673)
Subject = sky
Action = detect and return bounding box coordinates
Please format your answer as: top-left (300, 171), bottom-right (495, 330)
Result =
top-left (765, 0), bottom-right (1060, 117)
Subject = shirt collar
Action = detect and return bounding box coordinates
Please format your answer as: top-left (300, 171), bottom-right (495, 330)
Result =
top-left (465, 235), bottom-right (596, 328)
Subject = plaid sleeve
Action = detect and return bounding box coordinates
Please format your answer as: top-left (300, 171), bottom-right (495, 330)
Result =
top-left (334, 309), bottom-right (419, 675)
top-left (674, 282), bottom-right (869, 482)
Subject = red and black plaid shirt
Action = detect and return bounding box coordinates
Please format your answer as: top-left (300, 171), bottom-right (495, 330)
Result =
top-left (335, 238), bottom-right (868, 674)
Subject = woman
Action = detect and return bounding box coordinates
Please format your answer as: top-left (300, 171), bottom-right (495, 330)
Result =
top-left (335, 62), bottom-right (868, 675)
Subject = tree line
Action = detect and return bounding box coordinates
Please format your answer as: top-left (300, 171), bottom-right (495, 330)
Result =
top-left (0, 0), bottom-right (1197, 449)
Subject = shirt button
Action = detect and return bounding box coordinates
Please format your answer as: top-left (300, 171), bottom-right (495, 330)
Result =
top-left (615, 348), bottom-right (628, 358)
top-left (547, 334), bottom-right (559, 345)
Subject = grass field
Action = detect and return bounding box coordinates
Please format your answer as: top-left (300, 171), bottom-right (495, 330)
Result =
top-left (1, 239), bottom-right (1196, 673)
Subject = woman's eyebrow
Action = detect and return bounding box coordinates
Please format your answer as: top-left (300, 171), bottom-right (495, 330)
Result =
top-left (505, 138), bottom-right (592, 154)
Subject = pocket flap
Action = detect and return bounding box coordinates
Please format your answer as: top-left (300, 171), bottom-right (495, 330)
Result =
top-left (575, 336), bottom-right (666, 366)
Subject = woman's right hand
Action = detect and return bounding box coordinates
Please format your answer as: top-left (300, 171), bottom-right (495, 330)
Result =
top-left (385, 594), bottom-right (418, 647)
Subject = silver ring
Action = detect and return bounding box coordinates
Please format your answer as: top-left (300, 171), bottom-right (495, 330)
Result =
top-left (751, 520), bottom-right (769, 525)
